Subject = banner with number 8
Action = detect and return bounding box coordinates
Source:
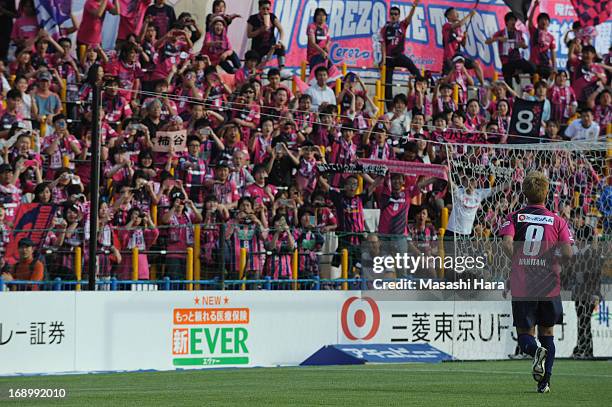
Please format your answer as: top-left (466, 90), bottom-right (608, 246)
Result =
top-left (508, 98), bottom-right (545, 144)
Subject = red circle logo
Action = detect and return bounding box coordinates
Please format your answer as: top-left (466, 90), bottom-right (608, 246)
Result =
top-left (519, 214), bottom-right (526, 221)
top-left (341, 297), bottom-right (380, 340)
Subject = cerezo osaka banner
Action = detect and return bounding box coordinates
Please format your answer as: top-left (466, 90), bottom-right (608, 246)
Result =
top-left (273, 0), bottom-right (612, 76)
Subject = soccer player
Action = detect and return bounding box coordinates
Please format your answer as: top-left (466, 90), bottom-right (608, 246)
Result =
top-left (499, 171), bottom-right (574, 393)
top-left (379, 0), bottom-right (422, 110)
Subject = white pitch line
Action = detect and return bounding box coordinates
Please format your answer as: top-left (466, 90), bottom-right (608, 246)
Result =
top-left (304, 366), bottom-right (612, 379)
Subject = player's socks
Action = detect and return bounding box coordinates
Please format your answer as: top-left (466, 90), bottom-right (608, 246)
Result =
top-left (538, 336), bottom-right (556, 377)
top-left (518, 334), bottom-right (538, 356)
top-left (532, 346), bottom-right (547, 382)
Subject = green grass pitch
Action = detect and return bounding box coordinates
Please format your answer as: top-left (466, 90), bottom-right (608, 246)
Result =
top-left (1, 360), bottom-right (611, 406)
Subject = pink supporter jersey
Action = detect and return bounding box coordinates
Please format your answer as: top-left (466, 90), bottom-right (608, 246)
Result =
top-left (499, 205), bottom-right (573, 298)
top-left (11, 15), bottom-right (39, 43)
top-left (77, 0), bottom-right (114, 46)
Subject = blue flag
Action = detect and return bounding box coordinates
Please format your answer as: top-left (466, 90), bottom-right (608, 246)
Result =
top-left (34, 0), bottom-right (72, 36)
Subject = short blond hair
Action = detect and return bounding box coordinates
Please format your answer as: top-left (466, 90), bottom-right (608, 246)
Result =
top-left (522, 171), bottom-right (549, 204)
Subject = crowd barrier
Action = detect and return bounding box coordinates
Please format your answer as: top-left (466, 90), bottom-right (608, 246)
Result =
top-left (1, 291), bottom-right (611, 375)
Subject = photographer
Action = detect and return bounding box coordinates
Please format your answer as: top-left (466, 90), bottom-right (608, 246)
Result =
top-left (42, 114), bottom-right (81, 180)
top-left (131, 170), bottom-right (159, 214)
top-left (118, 207), bottom-right (159, 281)
top-left (265, 214), bottom-right (296, 282)
top-left (225, 197), bottom-right (267, 281)
top-left (178, 12), bottom-right (202, 43)
top-left (161, 189), bottom-right (202, 288)
top-left (200, 194), bottom-right (230, 278)
top-left (178, 136), bottom-right (209, 202)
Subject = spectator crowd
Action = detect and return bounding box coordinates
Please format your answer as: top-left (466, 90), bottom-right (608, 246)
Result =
top-left (0, 0), bottom-right (609, 290)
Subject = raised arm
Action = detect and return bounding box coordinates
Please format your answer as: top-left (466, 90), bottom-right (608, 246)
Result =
top-left (91, 0), bottom-right (109, 18)
top-left (403, 0), bottom-right (420, 27)
top-left (451, 9), bottom-right (475, 30)
top-left (109, 0), bottom-right (120, 16)
top-left (527, 0), bottom-right (540, 32)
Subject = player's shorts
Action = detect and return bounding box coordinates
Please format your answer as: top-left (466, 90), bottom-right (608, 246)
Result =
top-left (511, 297), bottom-right (563, 328)
top-left (442, 55), bottom-right (477, 74)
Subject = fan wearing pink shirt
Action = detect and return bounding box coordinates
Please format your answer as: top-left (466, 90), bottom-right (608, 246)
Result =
top-left (205, 162), bottom-right (240, 210)
top-left (567, 45), bottom-right (607, 106)
top-left (441, 7), bottom-right (484, 85)
top-left (10, 0), bottom-right (38, 48)
top-left (105, 43), bottom-right (143, 103)
top-left (485, 12), bottom-right (534, 86)
top-left (42, 115), bottom-right (81, 180)
top-left (527, 0), bottom-right (556, 80)
top-left (230, 85), bottom-right (260, 146)
top-left (548, 70), bottom-right (577, 123)
top-left (201, 16), bottom-right (241, 74)
top-left (77, 0), bottom-right (120, 48)
top-left (161, 189), bottom-right (202, 288)
top-left (443, 55), bottom-right (474, 105)
top-left (234, 51), bottom-right (263, 88)
top-left (117, 0), bottom-right (151, 43)
top-left (245, 165), bottom-right (277, 208)
top-left (465, 99), bottom-right (485, 132)
top-left (306, 8), bottom-right (331, 70)
top-left (117, 208), bottom-right (159, 280)
top-left (249, 118), bottom-right (274, 165)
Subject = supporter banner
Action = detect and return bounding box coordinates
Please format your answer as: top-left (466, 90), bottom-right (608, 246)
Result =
top-left (317, 162), bottom-right (389, 176)
top-left (6, 204), bottom-right (56, 265)
top-left (358, 158), bottom-right (448, 180)
top-left (151, 130), bottom-right (188, 153)
top-left (273, 0), bottom-right (612, 76)
top-left (0, 291), bottom-right (611, 375)
top-left (34, 0), bottom-right (71, 37)
top-left (507, 98), bottom-right (544, 143)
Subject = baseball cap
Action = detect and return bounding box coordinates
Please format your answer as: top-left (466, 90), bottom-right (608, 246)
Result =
top-left (38, 71), bottom-right (52, 81)
top-left (18, 237), bottom-right (35, 247)
top-left (170, 190), bottom-right (185, 201)
top-left (345, 72), bottom-right (357, 82)
top-left (452, 55), bottom-right (465, 63)
top-left (211, 15), bottom-right (227, 27)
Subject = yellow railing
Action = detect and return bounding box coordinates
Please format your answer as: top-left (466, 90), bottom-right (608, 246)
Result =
top-left (75, 247), bottom-right (82, 291)
top-left (341, 248), bottom-right (348, 290)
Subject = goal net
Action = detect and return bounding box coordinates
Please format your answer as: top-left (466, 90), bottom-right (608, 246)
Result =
top-left (445, 141), bottom-right (610, 359)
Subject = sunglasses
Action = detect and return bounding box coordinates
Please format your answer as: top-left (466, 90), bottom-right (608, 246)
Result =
top-left (390, 12), bottom-right (400, 16)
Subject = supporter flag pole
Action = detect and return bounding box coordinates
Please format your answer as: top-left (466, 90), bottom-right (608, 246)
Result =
top-left (87, 82), bottom-right (103, 290)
